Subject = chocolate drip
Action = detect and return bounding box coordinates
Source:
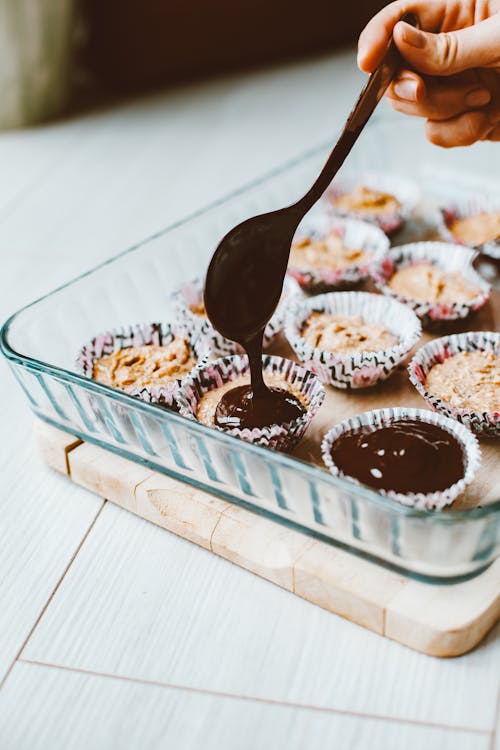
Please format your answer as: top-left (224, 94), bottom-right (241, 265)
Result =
top-left (214, 384), bottom-right (304, 430)
top-left (330, 420), bottom-right (464, 494)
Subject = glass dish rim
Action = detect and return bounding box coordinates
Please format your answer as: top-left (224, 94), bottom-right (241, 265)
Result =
top-left (1, 139), bottom-right (499, 524)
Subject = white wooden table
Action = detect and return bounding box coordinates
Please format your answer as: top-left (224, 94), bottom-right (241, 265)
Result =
top-left (0, 48), bottom-right (498, 750)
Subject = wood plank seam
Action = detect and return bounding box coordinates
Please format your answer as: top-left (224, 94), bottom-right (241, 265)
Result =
top-left (0, 500), bottom-right (106, 692)
top-left (16, 657), bottom-right (493, 736)
top-left (489, 688), bottom-right (500, 750)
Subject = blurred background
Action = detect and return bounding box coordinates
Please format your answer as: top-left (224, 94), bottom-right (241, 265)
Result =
top-left (0, 0), bottom-right (386, 129)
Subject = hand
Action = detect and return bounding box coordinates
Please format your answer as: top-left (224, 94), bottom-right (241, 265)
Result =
top-left (357, 1), bottom-right (500, 147)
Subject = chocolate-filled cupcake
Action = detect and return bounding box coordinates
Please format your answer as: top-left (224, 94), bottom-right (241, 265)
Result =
top-left (176, 354), bottom-right (325, 452)
top-left (321, 407), bottom-right (480, 510)
top-left (77, 322), bottom-right (206, 409)
top-left (288, 215), bottom-right (389, 293)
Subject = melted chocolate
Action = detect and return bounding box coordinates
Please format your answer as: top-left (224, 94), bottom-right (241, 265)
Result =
top-left (330, 420), bottom-right (464, 494)
top-left (214, 384), bottom-right (304, 430)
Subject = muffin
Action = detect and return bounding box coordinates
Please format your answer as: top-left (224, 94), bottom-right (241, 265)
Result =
top-left (172, 276), bottom-right (301, 356)
top-left (409, 331), bottom-right (500, 436)
top-left (372, 242), bottom-right (490, 325)
top-left (387, 262), bottom-right (479, 305)
top-left (326, 173), bottom-right (419, 235)
top-left (285, 291), bottom-right (421, 389)
top-left (77, 322), bottom-right (206, 409)
top-left (288, 216), bottom-right (389, 292)
top-left (176, 354), bottom-right (325, 452)
top-left (440, 193), bottom-right (500, 259)
top-left (321, 407), bottom-right (480, 510)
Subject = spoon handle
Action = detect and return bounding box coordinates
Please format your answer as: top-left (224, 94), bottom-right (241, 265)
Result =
top-left (297, 12), bottom-right (418, 215)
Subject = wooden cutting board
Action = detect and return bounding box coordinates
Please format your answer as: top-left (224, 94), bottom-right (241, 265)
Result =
top-left (35, 420), bottom-right (499, 658)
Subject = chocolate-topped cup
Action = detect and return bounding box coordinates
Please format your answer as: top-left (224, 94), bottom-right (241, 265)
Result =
top-left (321, 407), bottom-right (480, 510)
top-left (176, 354), bottom-right (325, 452)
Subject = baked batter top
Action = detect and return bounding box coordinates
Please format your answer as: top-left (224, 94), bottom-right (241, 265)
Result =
top-left (290, 233), bottom-right (370, 271)
top-left (333, 185), bottom-right (400, 216)
top-left (93, 339), bottom-right (196, 390)
top-left (426, 350), bottom-right (500, 413)
top-left (450, 211), bottom-right (500, 245)
top-left (388, 262), bottom-right (479, 304)
top-left (301, 312), bottom-right (397, 354)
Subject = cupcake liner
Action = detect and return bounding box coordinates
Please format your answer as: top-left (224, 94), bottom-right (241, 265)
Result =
top-left (284, 291), bottom-right (421, 389)
top-left (76, 321), bottom-right (208, 410)
top-left (324, 172), bottom-right (420, 236)
top-left (439, 192), bottom-right (500, 259)
top-left (288, 215), bottom-right (390, 293)
top-left (321, 407), bottom-right (481, 510)
top-left (372, 241), bottom-right (490, 326)
top-left (171, 276), bottom-right (302, 357)
top-left (176, 354), bottom-right (325, 453)
top-left (408, 331), bottom-right (500, 437)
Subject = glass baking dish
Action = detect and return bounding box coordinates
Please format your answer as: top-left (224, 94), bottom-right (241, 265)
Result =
top-left (2, 117), bottom-right (499, 582)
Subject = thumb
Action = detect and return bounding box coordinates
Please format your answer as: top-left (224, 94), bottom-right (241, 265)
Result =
top-left (393, 15), bottom-right (500, 76)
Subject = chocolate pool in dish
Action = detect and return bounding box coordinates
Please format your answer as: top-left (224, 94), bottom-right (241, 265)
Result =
top-left (325, 172), bottom-right (419, 236)
top-left (77, 322), bottom-right (206, 409)
top-left (321, 408), bottom-right (481, 510)
top-left (176, 354), bottom-right (325, 452)
top-left (285, 291), bottom-right (421, 389)
top-left (171, 276), bottom-right (301, 357)
top-left (287, 215), bottom-right (389, 292)
top-left (409, 331), bottom-right (500, 437)
top-left (372, 242), bottom-right (490, 326)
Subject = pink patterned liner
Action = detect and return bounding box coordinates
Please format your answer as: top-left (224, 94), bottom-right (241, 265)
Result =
top-left (76, 322), bottom-right (208, 410)
top-left (175, 354), bottom-right (325, 453)
top-left (408, 331), bottom-right (500, 437)
top-left (284, 291), bottom-right (421, 390)
top-left (171, 276), bottom-right (302, 357)
top-left (321, 407), bottom-right (481, 510)
top-left (372, 242), bottom-right (490, 327)
top-left (324, 172), bottom-right (420, 236)
top-left (439, 192), bottom-right (500, 260)
top-left (288, 215), bottom-right (390, 293)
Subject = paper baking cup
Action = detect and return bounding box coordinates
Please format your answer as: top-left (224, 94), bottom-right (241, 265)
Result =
top-left (171, 276), bottom-right (302, 357)
top-left (77, 322), bottom-right (208, 410)
top-left (284, 291), bottom-right (421, 389)
top-left (408, 331), bottom-right (500, 437)
top-left (176, 354), bottom-right (325, 452)
top-left (321, 407), bottom-right (481, 510)
top-left (288, 215), bottom-right (390, 292)
top-left (372, 241), bottom-right (490, 327)
top-left (439, 192), bottom-right (500, 259)
top-left (324, 172), bottom-right (420, 236)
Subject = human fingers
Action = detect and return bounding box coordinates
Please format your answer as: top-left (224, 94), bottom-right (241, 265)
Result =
top-left (393, 15), bottom-right (500, 76)
top-left (387, 74), bottom-right (491, 120)
top-left (425, 110), bottom-right (493, 147)
top-left (357, 0), bottom-right (446, 72)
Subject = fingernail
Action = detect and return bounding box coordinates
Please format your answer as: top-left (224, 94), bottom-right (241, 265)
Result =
top-left (465, 88), bottom-right (491, 107)
top-left (393, 78), bottom-right (418, 101)
top-left (399, 22), bottom-right (426, 48)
